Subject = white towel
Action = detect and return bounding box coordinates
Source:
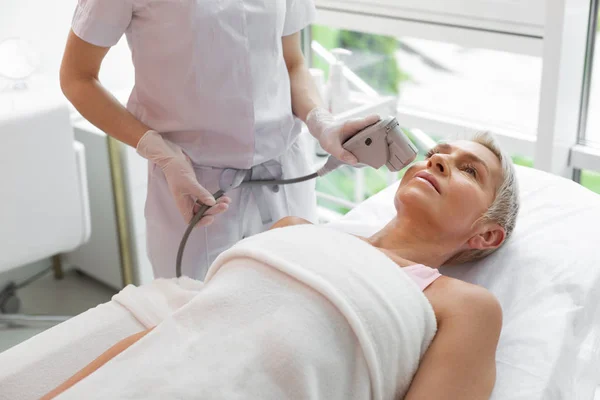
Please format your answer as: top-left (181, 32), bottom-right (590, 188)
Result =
top-left (112, 276), bottom-right (204, 328)
top-left (57, 225), bottom-right (437, 400)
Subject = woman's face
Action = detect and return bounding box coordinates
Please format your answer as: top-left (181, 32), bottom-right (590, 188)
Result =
top-left (395, 140), bottom-right (503, 244)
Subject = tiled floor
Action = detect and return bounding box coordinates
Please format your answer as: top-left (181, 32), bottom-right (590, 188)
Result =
top-left (0, 269), bottom-right (116, 353)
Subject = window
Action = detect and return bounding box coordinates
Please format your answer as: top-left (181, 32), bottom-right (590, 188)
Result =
top-left (511, 156), bottom-right (534, 169)
top-left (309, 24), bottom-right (541, 218)
top-left (394, 36), bottom-right (542, 139)
top-left (581, 170), bottom-right (600, 194)
top-left (311, 25), bottom-right (542, 139)
top-left (311, 25), bottom-right (405, 97)
top-left (580, 3), bottom-right (600, 149)
top-left (310, 26), bottom-right (407, 218)
top-left (571, 1), bottom-right (600, 190)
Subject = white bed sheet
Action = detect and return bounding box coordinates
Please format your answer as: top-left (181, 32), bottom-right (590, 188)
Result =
top-left (1, 165), bottom-right (599, 400)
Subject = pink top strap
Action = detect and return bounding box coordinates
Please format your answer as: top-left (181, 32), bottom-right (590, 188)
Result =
top-left (403, 264), bottom-right (442, 291)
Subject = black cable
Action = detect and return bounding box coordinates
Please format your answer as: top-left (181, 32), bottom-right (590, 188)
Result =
top-left (239, 172), bottom-right (318, 186)
top-left (175, 190), bottom-right (225, 278)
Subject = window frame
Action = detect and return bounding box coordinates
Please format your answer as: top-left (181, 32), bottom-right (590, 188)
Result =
top-left (314, 0), bottom-right (547, 39)
top-left (313, 3), bottom-right (543, 57)
top-left (576, 0), bottom-right (599, 149)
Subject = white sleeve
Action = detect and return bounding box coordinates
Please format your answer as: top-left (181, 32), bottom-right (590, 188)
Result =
top-left (282, 0), bottom-right (317, 37)
top-left (71, 0), bottom-right (134, 47)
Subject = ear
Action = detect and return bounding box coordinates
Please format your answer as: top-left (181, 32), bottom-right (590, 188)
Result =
top-left (467, 223), bottom-right (506, 251)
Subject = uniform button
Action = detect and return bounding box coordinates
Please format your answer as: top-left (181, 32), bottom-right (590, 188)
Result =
top-left (272, 185), bottom-right (279, 193)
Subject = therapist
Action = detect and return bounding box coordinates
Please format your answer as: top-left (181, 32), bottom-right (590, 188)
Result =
top-left (60, 0), bottom-right (379, 280)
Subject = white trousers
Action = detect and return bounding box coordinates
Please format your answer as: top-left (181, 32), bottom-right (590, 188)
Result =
top-left (144, 137), bottom-right (318, 280)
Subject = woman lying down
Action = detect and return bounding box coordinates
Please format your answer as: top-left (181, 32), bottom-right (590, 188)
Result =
top-left (43, 133), bottom-right (519, 400)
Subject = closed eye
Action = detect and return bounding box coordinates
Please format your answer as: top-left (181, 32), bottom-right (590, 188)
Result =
top-left (425, 148), bottom-right (439, 158)
top-left (462, 164), bottom-right (478, 177)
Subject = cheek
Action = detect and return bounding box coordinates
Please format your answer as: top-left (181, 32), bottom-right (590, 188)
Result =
top-left (393, 189), bottom-right (404, 212)
top-left (400, 164), bottom-right (420, 184)
top-left (395, 167), bottom-right (418, 209)
top-left (445, 181), bottom-right (489, 222)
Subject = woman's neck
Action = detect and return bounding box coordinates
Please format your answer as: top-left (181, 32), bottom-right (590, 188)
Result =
top-left (366, 217), bottom-right (450, 268)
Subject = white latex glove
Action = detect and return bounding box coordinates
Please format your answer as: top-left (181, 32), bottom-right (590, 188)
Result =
top-left (306, 107), bottom-right (381, 165)
top-left (136, 130), bottom-right (230, 225)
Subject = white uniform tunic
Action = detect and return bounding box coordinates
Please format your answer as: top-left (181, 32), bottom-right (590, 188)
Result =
top-left (72, 0), bottom-right (318, 279)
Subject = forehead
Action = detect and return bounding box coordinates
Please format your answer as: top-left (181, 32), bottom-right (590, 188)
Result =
top-left (453, 140), bottom-right (499, 162)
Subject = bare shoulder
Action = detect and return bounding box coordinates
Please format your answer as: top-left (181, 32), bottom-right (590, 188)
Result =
top-left (269, 216), bottom-right (313, 230)
top-left (405, 277), bottom-right (502, 399)
top-left (425, 276), bottom-right (503, 328)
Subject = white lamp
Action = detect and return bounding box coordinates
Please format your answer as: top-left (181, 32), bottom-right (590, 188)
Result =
top-left (0, 37), bottom-right (39, 91)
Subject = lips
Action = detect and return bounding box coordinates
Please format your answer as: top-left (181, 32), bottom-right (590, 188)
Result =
top-left (414, 171), bottom-right (441, 194)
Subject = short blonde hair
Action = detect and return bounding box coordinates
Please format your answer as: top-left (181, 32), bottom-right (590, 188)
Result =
top-left (446, 132), bottom-right (520, 264)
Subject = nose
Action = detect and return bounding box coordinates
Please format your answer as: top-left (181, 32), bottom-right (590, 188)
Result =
top-left (427, 153), bottom-right (448, 175)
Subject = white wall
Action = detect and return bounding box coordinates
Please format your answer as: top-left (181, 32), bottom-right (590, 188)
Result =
top-left (0, 0), bottom-right (134, 93)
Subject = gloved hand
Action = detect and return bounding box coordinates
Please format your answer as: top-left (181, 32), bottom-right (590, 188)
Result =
top-left (306, 107), bottom-right (381, 165)
top-left (136, 130), bottom-right (230, 225)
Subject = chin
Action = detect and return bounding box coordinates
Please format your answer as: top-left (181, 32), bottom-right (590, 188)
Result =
top-left (394, 187), bottom-right (438, 217)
